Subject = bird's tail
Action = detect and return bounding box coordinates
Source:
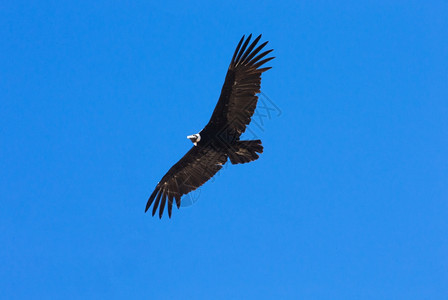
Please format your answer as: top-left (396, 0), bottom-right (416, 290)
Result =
top-left (228, 140), bottom-right (263, 164)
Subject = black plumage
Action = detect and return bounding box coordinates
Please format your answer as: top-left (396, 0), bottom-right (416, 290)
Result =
top-left (146, 34), bottom-right (274, 218)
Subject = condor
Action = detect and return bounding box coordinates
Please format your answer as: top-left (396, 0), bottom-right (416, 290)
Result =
top-left (146, 34), bottom-right (274, 218)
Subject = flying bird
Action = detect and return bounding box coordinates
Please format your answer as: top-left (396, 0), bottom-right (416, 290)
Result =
top-left (146, 34), bottom-right (274, 218)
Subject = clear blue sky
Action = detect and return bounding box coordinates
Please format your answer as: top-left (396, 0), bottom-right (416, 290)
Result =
top-left (1, 1), bottom-right (447, 299)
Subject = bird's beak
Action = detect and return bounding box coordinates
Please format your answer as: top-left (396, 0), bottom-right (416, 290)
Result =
top-left (187, 135), bottom-right (195, 141)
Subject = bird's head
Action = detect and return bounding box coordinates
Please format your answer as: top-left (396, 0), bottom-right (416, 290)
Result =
top-left (187, 133), bottom-right (201, 146)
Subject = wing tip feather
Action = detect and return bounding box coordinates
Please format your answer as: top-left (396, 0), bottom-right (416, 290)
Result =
top-left (231, 34), bottom-right (274, 70)
top-left (145, 188), bottom-right (159, 213)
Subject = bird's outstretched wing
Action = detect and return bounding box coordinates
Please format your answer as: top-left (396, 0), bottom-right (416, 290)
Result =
top-left (206, 34), bottom-right (274, 137)
top-left (145, 145), bottom-right (227, 218)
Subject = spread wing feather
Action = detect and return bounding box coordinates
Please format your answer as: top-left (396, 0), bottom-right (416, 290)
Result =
top-left (145, 146), bottom-right (228, 218)
top-left (206, 34), bottom-right (274, 137)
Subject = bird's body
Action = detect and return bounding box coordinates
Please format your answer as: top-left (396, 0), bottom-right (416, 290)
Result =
top-left (146, 34), bottom-right (274, 218)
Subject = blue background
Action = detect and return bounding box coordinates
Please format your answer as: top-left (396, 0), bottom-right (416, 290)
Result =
top-left (1, 1), bottom-right (447, 299)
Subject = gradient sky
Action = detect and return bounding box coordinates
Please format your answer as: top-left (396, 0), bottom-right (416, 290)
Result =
top-left (1, 1), bottom-right (447, 299)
